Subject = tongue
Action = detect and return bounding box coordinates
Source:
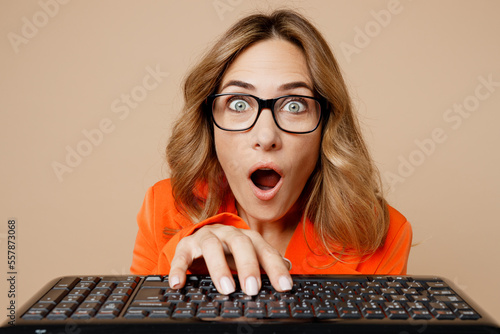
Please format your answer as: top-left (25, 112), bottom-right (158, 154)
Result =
top-left (251, 169), bottom-right (281, 190)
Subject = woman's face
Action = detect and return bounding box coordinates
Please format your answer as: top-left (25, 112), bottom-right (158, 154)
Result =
top-left (214, 39), bottom-right (322, 226)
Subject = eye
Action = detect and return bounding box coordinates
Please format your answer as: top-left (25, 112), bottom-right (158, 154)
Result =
top-left (283, 100), bottom-right (306, 113)
top-left (228, 99), bottom-right (250, 112)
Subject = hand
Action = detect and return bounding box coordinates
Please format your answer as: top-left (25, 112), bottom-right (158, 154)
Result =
top-left (168, 224), bottom-right (293, 296)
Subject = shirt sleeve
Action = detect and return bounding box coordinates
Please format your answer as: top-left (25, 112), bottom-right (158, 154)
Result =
top-left (130, 183), bottom-right (248, 275)
top-left (154, 213), bottom-right (249, 275)
top-left (356, 206), bottom-right (413, 275)
top-left (130, 185), bottom-right (163, 275)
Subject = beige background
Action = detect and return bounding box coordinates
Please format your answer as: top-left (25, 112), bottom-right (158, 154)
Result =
top-left (1, 0), bottom-right (499, 324)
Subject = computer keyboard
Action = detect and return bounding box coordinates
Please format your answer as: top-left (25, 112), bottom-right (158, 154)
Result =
top-left (2, 275), bottom-right (499, 334)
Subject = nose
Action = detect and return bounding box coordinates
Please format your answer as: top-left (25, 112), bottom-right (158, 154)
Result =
top-left (251, 108), bottom-right (282, 151)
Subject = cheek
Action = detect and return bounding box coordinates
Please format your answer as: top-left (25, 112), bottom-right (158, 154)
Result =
top-left (292, 136), bottom-right (321, 181)
top-left (214, 131), bottom-right (245, 178)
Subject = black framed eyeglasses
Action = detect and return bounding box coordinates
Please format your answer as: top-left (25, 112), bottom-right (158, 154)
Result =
top-left (206, 93), bottom-right (325, 134)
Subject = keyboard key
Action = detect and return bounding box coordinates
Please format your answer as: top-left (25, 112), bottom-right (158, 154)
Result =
top-left (39, 289), bottom-right (67, 304)
top-left (366, 281), bottom-right (383, 289)
top-left (84, 295), bottom-right (107, 304)
top-left (256, 293), bottom-right (276, 302)
top-left (89, 288), bottom-right (111, 297)
top-left (387, 309), bottom-right (409, 320)
top-left (61, 295), bottom-right (84, 304)
top-left (107, 295), bottom-right (129, 304)
top-left (52, 302), bottom-right (78, 313)
top-left (429, 302), bottom-right (448, 312)
top-left (167, 294), bottom-right (187, 304)
top-left (267, 301), bottom-right (290, 318)
top-left (142, 281), bottom-right (171, 288)
top-left (434, 295), bottom-right (463, 303)
top-left (129, 301), bottom-right (172, 310)
top-left (380, 288), bottom-right (398, 296)
top-left (450, 302), bottom-right (472, 312)
top-left (29, 302), bottom-right (55, 312)
top-left (164, 288), bottom-right (183, 297)
top-left (456, 310), bottom-right (481, 320)
top-left (433, 309), bottom-right (456, 320)
top-left (197, 302), bottom-right (220, 318)
top-left (23, 309), bottom-right (48, 320)
top-left (74, 282), bottom-right (96, 291)
top-left (221, 301), bottom-right (242, 318)
top-left (47, 309), bottom-right (72, 320)
top-left (388, 295), bottom-right (408, 303)
top-left (244, 302), bottom-right (266, 318)
top-left (406, 282), bottom-right (424, 290)
top-left (187, 294), bottom-right (208, 303)
top-left (77, 302), bottom-right (101, 311)
top-left (71, 309), bottom-right (96, 319)
top-left (367, 295), bottom-right (386, 303)
top-left (383, 302), bottom-right (404, 312)
top-left (173, 302), bottom-right (197, 319)
top-left (53, 277), bottom-right (79, 291)
top-left (212, 294), bottom-right (230, 302)
top-left (134, 288), bottom-right (166, 302)
top-left (116, 282), bottom-right (137, 289)
top-left (337, 302), bottom-right (361, 319)
top-left (314, 301), bottom-right (338, 319)
top-left (408, 309), bottom-right (432, 320)
top-left (197, 308), bottom-right (219, 318)
top-left (79, 277), bottom-right (100, 284)
top-left (426, 281), bottom-right (449, 290)
top-left (68, 288), bottom-right (90, 298)
top-left (386, 282), bottom-right (403, 289)
top-left (101, 302), bottom-right (123, 313)
top-left (96, 282), bottom-right (116, 290)
top-left (401, 288), bottom-right (419, 296)
top-left (101, 276), bottom-right (137, 283)
top-left (149, 309), bottom-right (171, 318)
top-left (124, 309), bottom-right (148, 319)
top-left (291, 302), bottom-right (314, 318)
top-left (360, 302), bottom-right (384, 319)
top-left (276, 292), bottom-right (299, 303)
top-left (95, 309), bottom-right (119, 319)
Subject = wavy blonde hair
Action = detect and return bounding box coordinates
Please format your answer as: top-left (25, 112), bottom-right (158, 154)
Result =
top-left (166, 9), bottom-right (389, 258)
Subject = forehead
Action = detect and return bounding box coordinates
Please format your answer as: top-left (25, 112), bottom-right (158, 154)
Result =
top-left (220, 39), bottom-right (313, 94)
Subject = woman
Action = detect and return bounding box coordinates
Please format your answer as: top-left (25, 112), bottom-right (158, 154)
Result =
top-left (130, 9), bottom-right (412, 297)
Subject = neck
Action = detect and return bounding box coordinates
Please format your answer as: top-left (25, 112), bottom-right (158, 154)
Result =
top-left (236, 203), bottom-right (302, 255)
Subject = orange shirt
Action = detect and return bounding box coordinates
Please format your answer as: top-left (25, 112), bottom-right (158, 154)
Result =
top-left (130, 179), bottom-right (412, 276)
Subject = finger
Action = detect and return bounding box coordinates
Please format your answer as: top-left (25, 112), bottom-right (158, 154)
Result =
top-left (168, 238), bottom-right (201, 289)
top-left (251, 240), bottom-right (293, 292)
top-left (198, 230), bottom-right (236, 295)
top-left (221, 228), bottom-right (262, 296)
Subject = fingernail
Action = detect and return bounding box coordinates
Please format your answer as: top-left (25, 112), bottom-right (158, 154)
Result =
top-left (279, 275), bottom-right (292, 291)
top-left (245, 276), bottom-right (258, 296)
top-left (170, 275), bottom-right (180, 288)
top-left (220, 276), bottom-right (235, 295)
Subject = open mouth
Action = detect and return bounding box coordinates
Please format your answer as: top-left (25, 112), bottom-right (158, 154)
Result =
top-left (250, 168), bottom-right (282, 190)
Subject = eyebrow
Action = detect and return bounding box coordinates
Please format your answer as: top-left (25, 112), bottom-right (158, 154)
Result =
top-left (220, 80), bottom-right (255, 91)
top-left (279, 81), bottom-right (313, 92)
top-left (220, 80), bottom-right (313, 93)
